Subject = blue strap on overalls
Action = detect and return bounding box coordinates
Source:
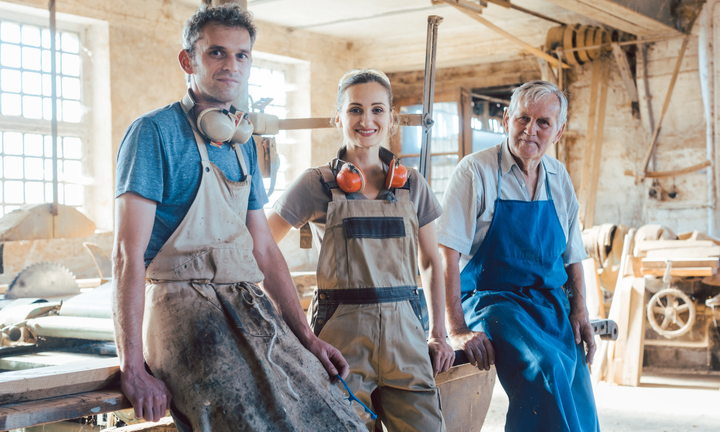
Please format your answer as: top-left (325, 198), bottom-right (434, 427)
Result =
top-left (335, 375), bottom-right (378, 420)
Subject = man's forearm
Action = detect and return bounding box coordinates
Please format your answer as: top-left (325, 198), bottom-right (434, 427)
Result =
top-left (565, 262), bottom-right (587, 312)
top-left (254, 244), bottom-right (314, 345)
top-left (440, 246), bottom-right (470, 336)
top-left (112, 248), bottom-right (149, 373)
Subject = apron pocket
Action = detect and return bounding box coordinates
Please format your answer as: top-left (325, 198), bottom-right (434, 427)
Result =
top-left (342, 216), bottom-right (407, 287)
top-left (214, 285), bottom-right (277, 338)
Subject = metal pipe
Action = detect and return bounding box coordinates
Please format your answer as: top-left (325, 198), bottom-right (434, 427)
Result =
top-left (419, 16), bottom-right (443, 180)
top-left (49, 0), bottom-right (59, 235)
top-left (26, 317), bottom-right (115, 341)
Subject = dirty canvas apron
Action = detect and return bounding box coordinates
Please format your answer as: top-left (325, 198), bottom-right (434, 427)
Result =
top-left (459, 148), bottom-right (600, 432)
top-left (142, 115), bottom-right (365, 432)
top-left (307, 147), bottom-right (446, 432)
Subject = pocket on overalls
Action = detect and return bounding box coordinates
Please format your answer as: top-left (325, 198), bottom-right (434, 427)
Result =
top-left (308, 290), bottom-right (340, 337)
top-left (213, 284), bottom-right (277, 338)
top-left (342, 216), bottom-right (407, 286)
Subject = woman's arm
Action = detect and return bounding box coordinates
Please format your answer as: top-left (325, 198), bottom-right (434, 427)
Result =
top-left (266, 210), bottom-right (293, 244)
top-left (418, 222), bottom-right (456, 376)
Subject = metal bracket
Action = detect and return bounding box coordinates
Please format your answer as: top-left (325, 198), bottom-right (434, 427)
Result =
top-left (419, 15), bottom-right (443, 180)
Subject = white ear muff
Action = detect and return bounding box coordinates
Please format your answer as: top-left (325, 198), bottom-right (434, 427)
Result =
top-left (196, 108), bottom-right (238, 144)
top-left (231, 112), bottom-right (254, 144)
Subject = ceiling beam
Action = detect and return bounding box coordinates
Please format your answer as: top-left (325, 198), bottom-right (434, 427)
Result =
top-left (543, 0), bottom-right (681, 36)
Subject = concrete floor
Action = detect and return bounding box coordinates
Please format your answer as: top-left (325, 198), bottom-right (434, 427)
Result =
top-left (481, 371), bottom-right (720, 431)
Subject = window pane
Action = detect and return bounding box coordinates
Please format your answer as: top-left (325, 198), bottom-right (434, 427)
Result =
top-left (1, 22), bottom-right (21, 43)
top-left (24, 157), bottom-right (43, 180)
top-left (399, 102), bottom-right (459, 155)
top-left (4, 132), bottom-right (23, 154)
top-left (42, 98), bottom-right (62, 121)
top-left (23, 95), bottom-right (42, 119)
top-left (1, 68), bottom-right (21, 92)
top-left (64, 183), bottom-right (83, 206)
top-left (5, 206), bottom-right (19, 214)
top-left (41, 29), bottom-right (50, 49)
top-left (22, 46), bottom-right (41, 71)
top-left (61, 53), bottom-right (79, 76)
top-left (21, 25), bottom-right (41, 47)
top-left (44, 158), bottom-right (54, 180)
top-left (1, 43), bottom-right (21, 68)
top-left (25, 181), bottom-right (44, 203)
top-left (63, 160), bottom-right (81, 181)
top-left (2, 93), bottom-right (22, 116)
top-left (63, 137), bottom-right (82, 159)
top-left (5, 181), bottom-right (23, 203)
top-left (24, 134), bottom-right (43, 156)
top-left (42, 49), bottom-right (50, 72)
top-left (4, 156), bottom-right (23, 178)
top-left (0, 156), bottom-right (3, 178)
top-left (45, 181), bottom-right (53, 201)
top-left (44, 135), bottom-right (62, 158)
top-left (62, 99), bottom-right (81, 122)
top-left (22, 71), bottom-right (42, 95)
top-left (429, 154), bottom-right (459, 200)
top-left (61, 76), bottom-right (80, 99)
top-left (58, 183), bottom-right (64, 204)
top-left (61, 32), bottom-right (79, 53)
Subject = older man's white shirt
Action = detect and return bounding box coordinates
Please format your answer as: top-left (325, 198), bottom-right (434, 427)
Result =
top-left (436, 139), bottom-right (587, 273)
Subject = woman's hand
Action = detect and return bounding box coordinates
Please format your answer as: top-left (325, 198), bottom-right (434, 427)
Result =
top-left (427, 337), bottom-right (455, 377)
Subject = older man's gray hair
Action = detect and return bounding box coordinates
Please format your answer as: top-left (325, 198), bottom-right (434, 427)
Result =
top-left (507, 80), bottom-right (568, 125)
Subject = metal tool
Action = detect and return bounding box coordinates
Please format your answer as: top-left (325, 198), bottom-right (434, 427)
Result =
top-left (336, 375), bottom-right (377, 420)
top-left (6, 262), bottom-right (79, 300)
top-left (418, 15), bottom-right (443, 180)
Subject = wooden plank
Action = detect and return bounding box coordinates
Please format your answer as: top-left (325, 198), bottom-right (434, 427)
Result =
top-left (611, 43), bottom-right (639, 102)
top-left (607, 276), bottom-right (633, 385)
top-left (0, 389), bottom-right (130, 431)
top-left (578, 59), bottom-right (601, 226)
top-left (641, 258), bottom-right (720, 268)
top-left (436, 365), bottom-right (495, 432)
top-left (543, 0), bottom-right (680, 36)
top-left (584, 58), bottom-right (610, 229)
top-left (622, 278), bottom-right (646, 387)
top-left (640, 267), bottom-right (715, 277)
top-left (582, 258), bottom-right (605, 319)
top-left (646, 247), bottom-right (720, 259)
top-left (0, 358), bottom-right (119, 405)
top-left (446, 1), bottom-right (570, 69)
top-left (636, 240), bottom-right (719, 252)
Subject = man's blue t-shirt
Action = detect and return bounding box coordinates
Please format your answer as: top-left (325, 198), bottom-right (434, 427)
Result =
top-left (115, 102), bottom-right (269, 266)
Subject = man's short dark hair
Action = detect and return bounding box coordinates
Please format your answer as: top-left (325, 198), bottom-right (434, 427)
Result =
top-left (182, 4), bottom-right (257, 60)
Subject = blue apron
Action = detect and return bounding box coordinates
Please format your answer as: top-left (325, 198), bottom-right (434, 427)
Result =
top-left (459, 148), bottom-right (599, 432)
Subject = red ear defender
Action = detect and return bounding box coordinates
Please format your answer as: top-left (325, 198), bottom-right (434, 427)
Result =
top-left (337, 163), bottom-right (366, 193)
top-left (385, 158), bottom-right (408, 189)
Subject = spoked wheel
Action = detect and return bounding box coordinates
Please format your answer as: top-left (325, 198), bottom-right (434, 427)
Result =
top-left (646, 288), bottom-right (696, 338)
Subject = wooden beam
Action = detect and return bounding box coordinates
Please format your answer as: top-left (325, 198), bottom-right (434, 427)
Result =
top-left (641, 267), bottom-right (716, 277)
top-left (440, 0), bottom-right (570, 69)
top-left (543, 0), bottom-right (680, 36)
top-left (0, 358), bottom-right (119, 405)
top-left (278, 114), bottom-right (422, 130)
top-left (641, 257), bottom-right (720, 268)
top-left (578, 59), bottom-right (602, 226)
top-left (0, 389), bottom-right (130, 431)
top-left (624, 160), bottom-right (712, 179)
top-left (611, 43), bottom-right (639, 102)
top-left (584, 59), bottom-right (611, 229)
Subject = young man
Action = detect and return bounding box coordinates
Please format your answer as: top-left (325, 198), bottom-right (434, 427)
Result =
top-left (112, 5), bottom-right (364, 431)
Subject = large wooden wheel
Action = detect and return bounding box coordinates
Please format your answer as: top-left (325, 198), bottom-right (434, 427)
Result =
top-left (647, 288), bottom-right (695, 338)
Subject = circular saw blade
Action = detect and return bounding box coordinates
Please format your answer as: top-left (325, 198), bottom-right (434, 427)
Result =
top-left (6, 262), bottom-right (80, 300)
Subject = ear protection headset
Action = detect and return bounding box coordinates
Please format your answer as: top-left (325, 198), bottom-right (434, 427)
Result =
top-left (332, 147), bottom-right (408, 194)
top-left (181, 92), bottom-right (254, 146)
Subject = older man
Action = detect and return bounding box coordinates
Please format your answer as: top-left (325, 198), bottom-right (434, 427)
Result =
top-left (112, 4), bottom-right (364, 431)
top-left (437, 81), bottom-right (600, 431)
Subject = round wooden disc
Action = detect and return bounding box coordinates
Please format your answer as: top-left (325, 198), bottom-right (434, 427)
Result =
top-left (576, 25), bottom-right (591, 64)
top-left (587, 27), bottom-right (603, 60)
top-left (563, 24), bottom-right (580, 66)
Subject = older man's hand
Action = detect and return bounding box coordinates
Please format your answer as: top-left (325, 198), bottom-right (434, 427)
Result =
top-left (569, 303), bottom-right (596, 364)
top-left (449, 328), bottom-right (495, 371)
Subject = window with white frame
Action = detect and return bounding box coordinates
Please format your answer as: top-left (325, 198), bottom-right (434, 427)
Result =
top-left (0, 17), bottom-right (86, 217)
top-left (249, 64), bottom-right (289, 207)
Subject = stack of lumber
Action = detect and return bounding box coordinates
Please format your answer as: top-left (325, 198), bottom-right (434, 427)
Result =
top-left (636, 233), bottom-right (720, 278)
top-left (0, 358), bottom-right (131, 430)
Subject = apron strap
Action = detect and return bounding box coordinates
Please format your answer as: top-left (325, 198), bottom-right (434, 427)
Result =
top-left (394, 185), bottom-right (410, 202)
top-left (542, 160), bottom-right (553, 201)
top-left (192, 129), bottom-right (210, 161)
top-left (232, 143), bottom-right (249, 178)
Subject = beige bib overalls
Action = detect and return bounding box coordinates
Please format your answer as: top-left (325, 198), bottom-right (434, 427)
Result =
top-left (307, 148), bottom-right (446, 432)
top-left (141, 111), bottom-right (365, 432)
